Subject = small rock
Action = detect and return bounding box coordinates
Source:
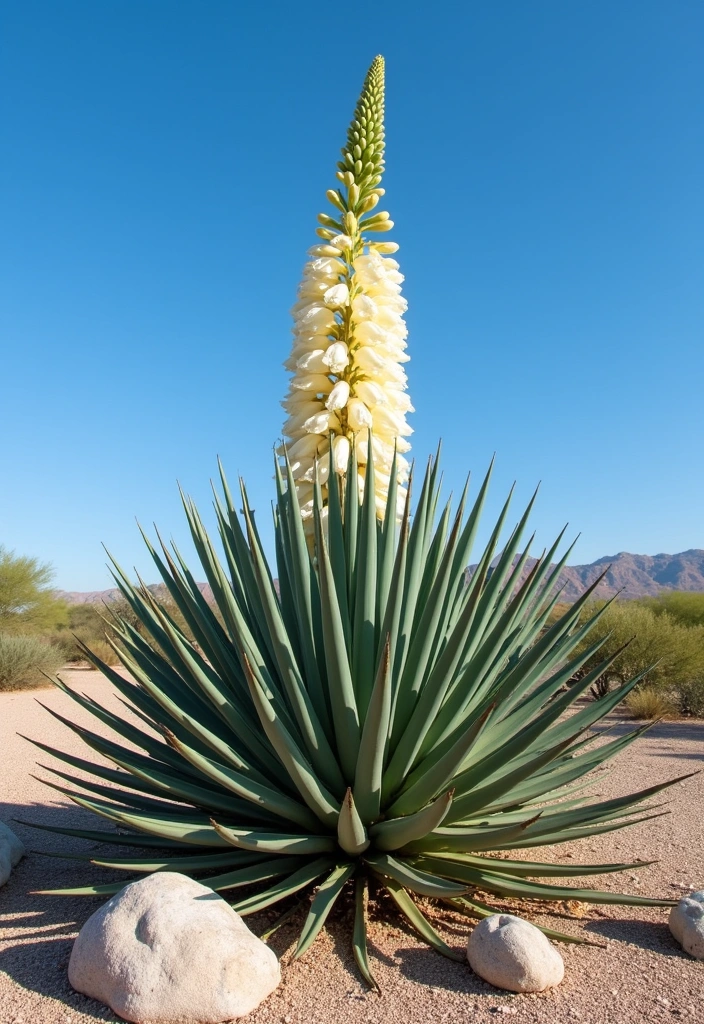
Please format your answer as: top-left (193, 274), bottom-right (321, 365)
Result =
top-left (467, 915), bottom-right (564, 993)
top-left (0, 821), bottom-right (25, 886)
top-left (669, 891), bottom-right (704, 960)
top-left (68, 872), bottom-right (280, 1022)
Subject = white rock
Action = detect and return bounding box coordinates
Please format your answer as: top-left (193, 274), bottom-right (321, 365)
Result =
top-left (0, 820), bottom-right (25, 886)
top-left (467, 914), bottom-right (564, 993)
top-left (669, 890), bottom-right (704, 959)
top-left (68, 872), bottom-right (280, 1023)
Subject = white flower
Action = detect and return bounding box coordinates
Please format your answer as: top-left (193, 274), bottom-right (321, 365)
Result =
top-left (372, 405), bottom-right (413, 437)
top-left (351, 294), bottom-right (378, 320)
top-left (295, 349), bottom-right (327, 373)
top-left (347, 397), bottom-right (373, 430)
top-left (304, 410), bottom-right (335, 435)
top-left (322, 342), bottom-right (349, 373)
top-left (305, 256), bottom-right (345, 278)
top-left (281, 94), bottom-right (412, 527)
top-left (354, 379), bottom-right (387, 407)
top-left (286, 433), bottom-right (322, 462)
top-left (323, 283), bottom-right (350, 308)
top-left (295, 305), bottom-right (336, 331)
top-left (325, 380), bottom-right (350, 411)
top-left (332, 435), bottom-right (350, 474)
top-left (291, 372), bottom-right (334, 394)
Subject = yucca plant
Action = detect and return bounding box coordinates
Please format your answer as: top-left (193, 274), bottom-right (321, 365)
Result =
top-left (23, 56), bottom-right (685, 990)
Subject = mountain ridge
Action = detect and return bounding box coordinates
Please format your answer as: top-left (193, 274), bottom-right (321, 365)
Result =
top-left (57, 549), bottom-right (704, 605)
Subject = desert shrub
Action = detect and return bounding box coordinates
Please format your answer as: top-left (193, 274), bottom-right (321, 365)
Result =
top-left (0, 632), bottom-right (64, 691)
top-left (56, 593), bottom-right (196, 666)
top-left (0, 545), bottom-right (68, 634)
top-left (640, 591), bottom-right (704, 629)
top-left (574, 600), bottom-right (704, 713)
top-left (624, 686), bottom-right (677, 720)
top-left (676, 677), bottom-right (704, 717)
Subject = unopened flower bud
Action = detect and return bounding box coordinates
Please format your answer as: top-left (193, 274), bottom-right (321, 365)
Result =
top-left (326, 189), bottom-right (346, 213)
top-left (332, 435), bottom-right (350, 475)
top-left (358, 194), bottom-right (379, 214)
top-left (318, 213), bottom-right (341, 229)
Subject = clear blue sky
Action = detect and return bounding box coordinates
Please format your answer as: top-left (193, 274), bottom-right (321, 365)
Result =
top-left (1, 1), bottom-right (702, 591)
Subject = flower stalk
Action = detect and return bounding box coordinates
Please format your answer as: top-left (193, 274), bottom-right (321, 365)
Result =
top-left (281, 55), bottom-right (413, 526)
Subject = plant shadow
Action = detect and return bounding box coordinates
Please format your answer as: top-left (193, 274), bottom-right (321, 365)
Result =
top-left (583, 916), bottom-right (690, 959)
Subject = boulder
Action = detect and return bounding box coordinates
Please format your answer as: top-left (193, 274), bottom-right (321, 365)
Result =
top-left (467, 914), bottom-right (564, 993)
top-left (669, 891), bottom-right (704, 959)
top-left (0, 821), bottom-right (25, 886)
top-left (68, 872), bottom-right (280, 1023)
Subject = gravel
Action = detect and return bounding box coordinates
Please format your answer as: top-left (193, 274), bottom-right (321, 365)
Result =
top-left (1, 670), bottom-right (702, 1024)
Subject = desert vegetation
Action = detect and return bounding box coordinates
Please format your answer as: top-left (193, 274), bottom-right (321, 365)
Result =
top-left (570, 594), bottom-right (704, 716)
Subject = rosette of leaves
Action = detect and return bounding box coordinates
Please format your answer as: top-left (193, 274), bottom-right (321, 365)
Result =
top-left (24, 450), bottom-right (684, 988)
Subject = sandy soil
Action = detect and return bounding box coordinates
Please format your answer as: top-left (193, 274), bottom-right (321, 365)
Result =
top-left (1, 669), bottom-right (703, 1024)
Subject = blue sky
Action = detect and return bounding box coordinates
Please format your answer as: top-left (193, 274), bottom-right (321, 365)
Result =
top-left (1, 1), bottom-right (702, 591)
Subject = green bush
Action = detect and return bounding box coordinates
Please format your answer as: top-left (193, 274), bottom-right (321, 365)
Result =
top-left (677, 677), bottom-right (704, 717)
top-left (574, 599), bottom-right (704, 713)
top-left (640, 591), bottom-right (704, 629)
top-left (0, 632), bottom-right (64, 691)
top-left (0, 545), bottom-right (68, 634)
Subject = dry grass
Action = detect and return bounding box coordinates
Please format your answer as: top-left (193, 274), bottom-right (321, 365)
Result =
top-left (624, 685), bottom-right (677, 720)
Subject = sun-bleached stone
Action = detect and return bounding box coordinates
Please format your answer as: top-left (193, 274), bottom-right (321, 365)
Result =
top-left (467, 913), bottom-right (564, 993)
top-left (68, 872), bottom-right (280, 1023)
top-left (669, 890), bottom-right (704, 960)
top-left (0, 821), bottom-right (25, 887)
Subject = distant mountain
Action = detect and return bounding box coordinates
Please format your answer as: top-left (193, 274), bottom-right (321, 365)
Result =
top-left (549, 549), bottom-right (704, 602)
top-left (470, 548), bottom-right (704, 603)
top-left (58, 550), bottom-right (704, 606)
top-left (57, 582), bottom-right (214, 605)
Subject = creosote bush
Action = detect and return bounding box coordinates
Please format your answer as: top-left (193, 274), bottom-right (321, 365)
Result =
top-left (0, 633), bottom-right (64, 691)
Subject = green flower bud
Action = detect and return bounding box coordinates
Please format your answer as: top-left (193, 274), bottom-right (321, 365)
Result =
top-left (358, 193), bottom-right (379, 214)
top-left (317, 213), bottom-right (342, 228)
top-left (326, 190), bottom-right (347, 213)
top-left (367, 219), bottom-right (394, 232)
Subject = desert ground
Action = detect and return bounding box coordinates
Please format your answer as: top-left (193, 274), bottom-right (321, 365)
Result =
top-left (1, 669), bottom-right (702, 1024)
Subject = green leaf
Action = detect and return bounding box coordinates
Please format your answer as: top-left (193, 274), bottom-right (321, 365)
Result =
top-left (352, 439), bottom-right (378, 716)
top-left (353, 875), bottom-right (380, 990)
top-left (233, 857), bottom-right (335, 915)
top-left (371, 790), bottom-right (453, 851)
top-left (366, 852), bottom-right (469, 897)
top-left (382, 878), bottom-right (465, 961)
top-left (294, 862), bottom-right (356, 959)
top-left (337, 789), bottom-right (370, 854)
top-left (242, 655), bottom-right (341, 827)
top-left (354, 638), bottom-right (392, 823)
top-left (210, 821), bottom-right (336, 856)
